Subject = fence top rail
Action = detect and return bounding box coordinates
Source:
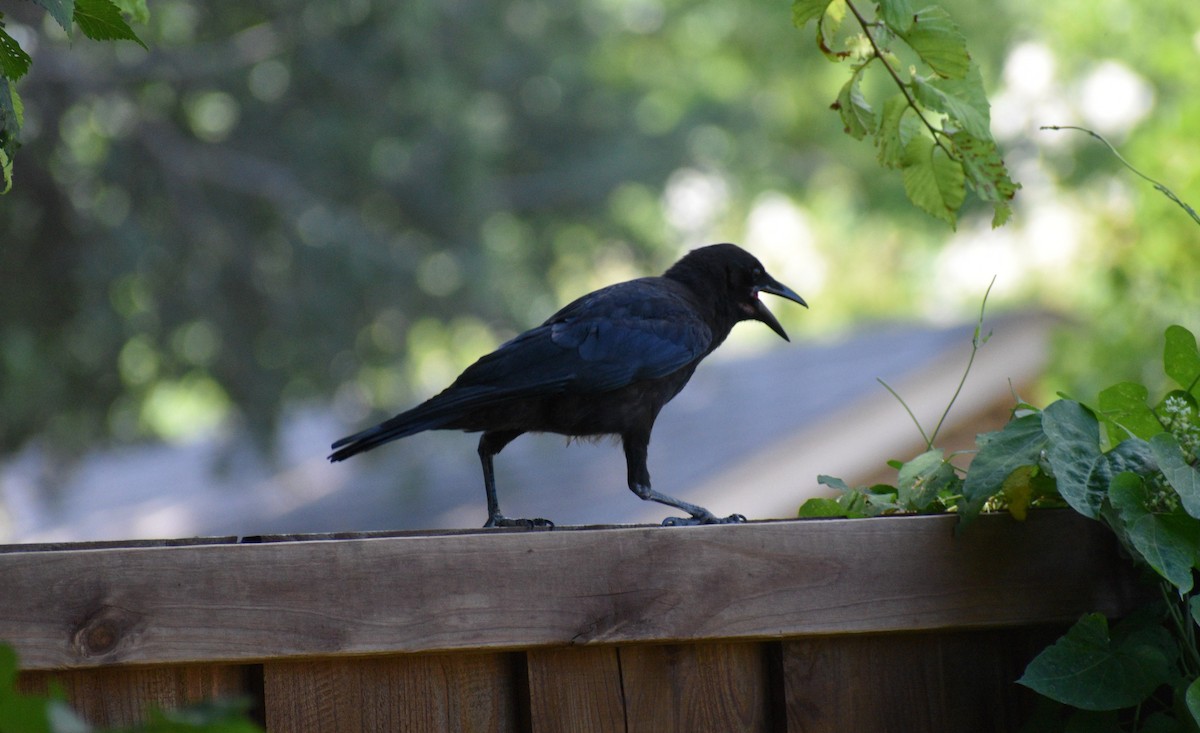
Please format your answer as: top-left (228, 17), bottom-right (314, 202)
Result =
top-left (0, 511), bottom-right (1139, 671)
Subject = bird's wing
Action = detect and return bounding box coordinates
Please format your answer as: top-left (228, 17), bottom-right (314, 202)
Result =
top-left (451, 279), bottom-right (712, 396)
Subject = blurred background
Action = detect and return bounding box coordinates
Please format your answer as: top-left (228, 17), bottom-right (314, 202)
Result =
top-left (2, 0), bottom-right (1199, 542)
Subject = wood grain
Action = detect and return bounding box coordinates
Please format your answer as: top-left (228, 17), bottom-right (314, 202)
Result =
top-left (1, 512), bottom-right (1140, 670)
top-left (781, 628), bottom-right (1062, 732)
top-left (526, 646), bottom-right (627, 732)
top-left (16, 664), bottom-right (256, 728)
top-left (620, 642), bottom-right (775, 733)
top-left (262, 652), bottom-right (520, 733)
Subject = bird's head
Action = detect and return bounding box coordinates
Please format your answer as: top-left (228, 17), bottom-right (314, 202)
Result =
top-left (667, 243), bottom-right (808, 341)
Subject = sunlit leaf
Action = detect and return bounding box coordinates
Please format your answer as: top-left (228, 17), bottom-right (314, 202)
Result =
top-left (798, 497), bottom-right (846, 517)
top-left (833, 65), bottom-right (874, 140)
top-left (792, 0), bottom-right (833, 28)
top-left (1042, 400), bottom-right (1108, 518)
top-left (110, 0), bottom-right (148, 25)
top-left (1018, 613), bottom-right (1172, 710)
top-left (878, 0), bottom-right (914, 33)
top-left (912, 72), bottom-right (989, 140)
top-left (901, 134), bottom-right (964, 227)
top-left (1165, 325), bottom-right (1200, 396)
top-left (1098, 382), bottom-right (1162, 443)
top-left (897, 6), bottom-right (970, 79)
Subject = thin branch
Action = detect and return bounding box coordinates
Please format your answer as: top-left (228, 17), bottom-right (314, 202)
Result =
top-left (844, 0), bottom-right (953, 158)
top-left (877, 377), bottom-right (932, 448)
top-left (1041, 125), bottom-right (1200, 227)
top-left (929, 275), bottom-right (996, 445)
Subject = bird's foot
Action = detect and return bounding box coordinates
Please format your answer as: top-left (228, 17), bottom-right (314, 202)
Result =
top-left (484, 515), bottom-right (555, 529)
top-left (661, 512), bottom-right (747, 527)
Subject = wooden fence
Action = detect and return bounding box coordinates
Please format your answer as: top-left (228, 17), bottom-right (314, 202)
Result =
top-left (2, 511), bottom-right (1142, 731)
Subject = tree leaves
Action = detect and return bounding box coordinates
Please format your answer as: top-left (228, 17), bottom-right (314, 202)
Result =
top-left (790, 0), bottom-right (1018, 228)
top-left (74, 0), bottom-right (146, 49)
top-left (896, 6), bottom-right (970, 79)
top-left (0, 21), bottom-right (32, 81)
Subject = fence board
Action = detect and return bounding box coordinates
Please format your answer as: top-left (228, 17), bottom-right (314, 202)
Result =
top-left (526, 646), bottom-right (626, 732)
top-left (620, 642), bottom-right (774, 733)
top-left (262, 652), bottom-right (521, 733)
top-left (780, 628), bottom-right (1061, 732)
top-left (16, 663), bottom-right (256, 728)
top-left (0, 512), bottom-right (1140, 670)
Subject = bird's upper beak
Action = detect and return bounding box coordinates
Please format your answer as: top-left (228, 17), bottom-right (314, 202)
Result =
top-left (752, 276), bottom-right (807, 342)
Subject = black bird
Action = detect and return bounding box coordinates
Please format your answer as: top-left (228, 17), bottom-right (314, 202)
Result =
top-left (329, 243), bottom-right (807, 527)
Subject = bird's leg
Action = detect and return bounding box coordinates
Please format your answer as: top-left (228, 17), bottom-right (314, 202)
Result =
top-left (622, 432), bottom-right (745, 526)
top-left (477, 431), bottom-right (554, 529)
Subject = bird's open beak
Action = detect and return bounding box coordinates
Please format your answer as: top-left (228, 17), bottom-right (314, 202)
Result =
top-left (752, 277), bottom-right (807, 342)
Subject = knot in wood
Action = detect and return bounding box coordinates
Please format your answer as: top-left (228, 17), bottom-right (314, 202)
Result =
top-left (72, 605), bottom-right (140, 659)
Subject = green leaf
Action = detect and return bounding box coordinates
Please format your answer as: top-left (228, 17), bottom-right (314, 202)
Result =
top-left (1129, 514), bottom-right (1195, 593)
top-left (833, 65), bottom-right (874, 140)
top-left (961, 413), bottom-right (1048, 516)
top-left (1187, 677), bottom-right (1200, 727)
top-left (30, 0), bottom-right (76, 33)
top-left (815, 0), bottom-right (847, 61)
top-left (897, 6), bottom-right (970, 79)
top-left (896, 449), bottom-right (955, 511)
top-left (1042, 400), bottom-right (1109, 519)
top-left (73, 0), bottom-right (147, 49)
top-left (798, 497), bottom-right (847, 517)
top-left (901, 133), bottom-right (964, 227)
top-left (0, 24), bottom-right (33, 80)
top-left (1018, 613), bottom-right (1172, 710)
top-left (1165, 325), bottom-right (1200, 396)
top-left (1151, 432), bottom-right (1200, 519)
top-left (111, 0), bottom-right (148, 25)
top-left (912, 69), bottom-right (990, 140)
top-left (792, 0), bottom-right (833, 28)
top-left (816, 474), bottom-right (851, 492)
top-left (876, 94), bottom-right (915, 168)
top-left (1098, 382), bottom-right (1162, 443)
top-left (948, 130), bottom-right (1019, 227)
top-left (878, 0), bottom-right (914, 33)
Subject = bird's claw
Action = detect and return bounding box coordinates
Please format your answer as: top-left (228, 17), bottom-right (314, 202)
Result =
top-left (661, 512), bottom-right (746, 527)
top-left (485, 515), bottom-right (555, 529)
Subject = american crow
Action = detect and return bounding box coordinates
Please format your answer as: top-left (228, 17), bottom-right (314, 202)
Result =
top-left (330, 243), bottom-right (806, 527)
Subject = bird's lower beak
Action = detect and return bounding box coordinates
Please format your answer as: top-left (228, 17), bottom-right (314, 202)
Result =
top-left (753, 278), bottom-right (808, 342)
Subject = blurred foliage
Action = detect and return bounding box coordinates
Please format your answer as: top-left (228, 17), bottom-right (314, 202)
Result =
top-left (0, 0), bottom-right (1198, 460)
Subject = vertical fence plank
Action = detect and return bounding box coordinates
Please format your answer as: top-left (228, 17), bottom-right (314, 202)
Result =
top-left (16, 664), bottom-right (257, 728)
top-left (263, 652), bottom-right (521, 733)
top-left (526, 646), bottom-right (626, 732)
top-left (619, 642), bottom-right (774, 733)
top-left (781, 628), bottom-right (1059, 732)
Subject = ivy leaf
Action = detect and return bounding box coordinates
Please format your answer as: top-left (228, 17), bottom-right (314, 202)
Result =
top-left (1018, 613), bottom-right (1173, 710)
top-left (1109, 470), bottom-right (1196, 592)
top-left (74, 0), bottom-right (147, 49)
top-left (0, 23), bottom-right (32, 80)
top-left (792, 0), bottom-right (834, 28)
top-left (833, 65), bottom-right (874, 140)
top-left (901, 134), bottom-right (964, 228)
top-left (1042, 400), bottom-right (1109, 519)
top-left (912, 68), bottom-right (990, 140)
top-left (878, 0), bottom-right (914, 33)
top-left (798, 497), bottom-right (847, 518)
top-left (897, 6), bottom-right (970, 79)
top-left (1151, 432), bottom-right (1200, 519)
top-left (1098, 382), bottom-right (1163, 443)
top-left (896, 449), bottom-right (955, 511)
top-left (1165, 325), bottom-right (1200, 396)
top-left (961, 413), bottom-right (1048, 518)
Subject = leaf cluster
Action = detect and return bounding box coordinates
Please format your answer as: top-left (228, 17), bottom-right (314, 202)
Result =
top-left (791, 0), bottom-right (1019, 228)
top-left (0, 0), bottom-right (145, 193)
top-left (806, 325), bottom-right (1200, 730)
top-left (0, 643), bottom-right (261, 733)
